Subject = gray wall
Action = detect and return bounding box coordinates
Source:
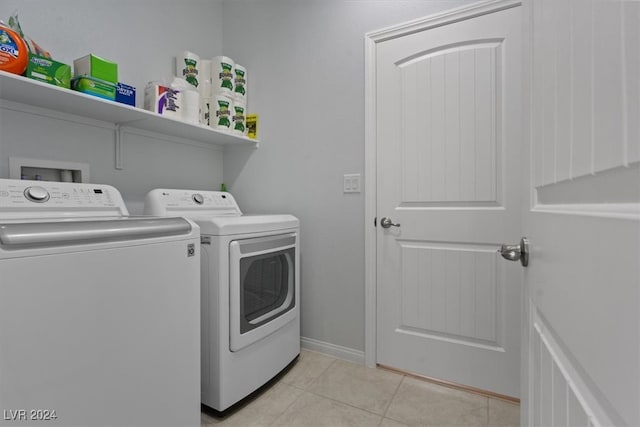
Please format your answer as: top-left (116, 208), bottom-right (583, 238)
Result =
top-left (0, 0), bottom-right (225, 213)
top-left (1, 0), bottom-right (475, 355)
top-left (221, 0), bottom-right (474, 353)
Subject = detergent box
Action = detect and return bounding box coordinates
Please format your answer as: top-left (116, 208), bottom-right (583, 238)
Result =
top-left (246, 114), bottom-right (258, 139)
top-left (73, 54), bottom-right (118, 84)
top-left (25, 54), bottom-right (71, 88)
top-left (115, 83), bottom-right (136, 106)
top-left (71, 75), bottom-right (116, 101)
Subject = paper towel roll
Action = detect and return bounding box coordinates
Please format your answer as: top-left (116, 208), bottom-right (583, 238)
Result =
top-left (60, 170), bottom-right (73, 183)
top-left (176, 51), bottom-right (200, 88)
top-left (233, 63), bottom-right (247, 104)
top-left (198, 59), bottom-right (212, 97)
top-left (171, 77), bottom-right (200, 124)
top-left (211, 56), bottom-right (234, 95)
top-left (231, 100), bottom-right (246, 135)
top-left (199, 81), bottom-right (213, 98)
top-left (211, 94), bottom-right (233, 131)
top-left (144, 82), bottom-right (183, 120)
top-left (182, 88), bottom-right (200, 124)
top-left (200, 96), bottom-right (212, 126)
top-left (199, 59), bottom-right (212, 82)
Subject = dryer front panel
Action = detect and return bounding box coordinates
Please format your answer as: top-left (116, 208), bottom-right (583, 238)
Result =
top-left (229, 232), bottom-right (298, 352)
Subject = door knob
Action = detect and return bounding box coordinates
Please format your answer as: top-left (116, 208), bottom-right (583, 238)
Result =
top-left (499, 237), bottom-right (529, 267)
top-left (380, 217), bottom-right (400, 228)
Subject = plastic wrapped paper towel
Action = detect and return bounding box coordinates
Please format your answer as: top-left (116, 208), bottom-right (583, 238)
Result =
top-left (144, 78), bottom-right (200, 124)
top-left (231, 99), bottom-right (246, 136)
top-left (144, 82), bottom-right (183, 120)
top-left (175, 50), bottom-right (200, 88)
top-left (211, 93), bottom-right (233, 131)
top-left (211, 56), bottom-right (234, 96)
top-left (171, 77), bottom-right (200, 124)
top-left (233, 63), bottom-right (247, 105)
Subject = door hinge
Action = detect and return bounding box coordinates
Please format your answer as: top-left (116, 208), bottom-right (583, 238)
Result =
top-left (374, 217), bottom-right (377, 227)
top-left (201, 236), bottom-right (211, 245)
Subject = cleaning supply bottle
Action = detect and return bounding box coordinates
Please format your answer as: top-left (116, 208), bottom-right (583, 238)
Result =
top-left (0, 23), bottom-right (28, 75)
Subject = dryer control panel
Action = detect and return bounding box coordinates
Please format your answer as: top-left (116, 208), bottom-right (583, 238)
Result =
top-left (0, 179), bottom-right (128, 219)
top-left (144, 189), bottom-right (242, 217)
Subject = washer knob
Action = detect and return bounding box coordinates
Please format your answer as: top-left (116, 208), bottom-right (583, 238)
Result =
top-left (192, 193), bottom-right (204, 205)
top-left (24, 186), bottom-right (50, 203)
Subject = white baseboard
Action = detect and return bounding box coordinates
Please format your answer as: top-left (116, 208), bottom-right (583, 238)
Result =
top-left (300, 337), bottom-right (365, 365)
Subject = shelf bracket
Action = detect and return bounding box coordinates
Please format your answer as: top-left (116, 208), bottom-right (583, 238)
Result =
top-left (115, 124), bottom-right (124, 170)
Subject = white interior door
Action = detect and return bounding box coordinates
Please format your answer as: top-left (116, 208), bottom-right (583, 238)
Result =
top-left (522, 0), bottom-right (640, 425)
top-left (375, 3), bottom-right (523, 398)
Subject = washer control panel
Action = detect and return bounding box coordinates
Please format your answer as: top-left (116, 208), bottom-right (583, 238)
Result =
top-left (144, 189), bottom-right (242, 216)
top-left (0, 179), bottom-right (128, 218)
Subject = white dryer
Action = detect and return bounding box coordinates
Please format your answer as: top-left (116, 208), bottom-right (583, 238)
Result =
top-left (144, 189), bottom-right (300, 411)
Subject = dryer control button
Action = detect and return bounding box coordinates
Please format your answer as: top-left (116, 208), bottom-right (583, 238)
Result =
top-left (192, 193), bottom-right (204, 205)
top-left (24, 186), bottom-right (50, 203)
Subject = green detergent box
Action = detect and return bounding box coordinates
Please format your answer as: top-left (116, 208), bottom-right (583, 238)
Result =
top-left (71, 75), bottom-right (116, 101)
top-left (26, 54), bottom-right (71, 89)
top-left (73, 54), bottom-right (118, 84)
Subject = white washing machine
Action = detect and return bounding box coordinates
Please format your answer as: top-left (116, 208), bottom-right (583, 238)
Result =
top-left (144, 189), bottom-right (300, 412)
top-left (0, 179), bottom-right (201, 426)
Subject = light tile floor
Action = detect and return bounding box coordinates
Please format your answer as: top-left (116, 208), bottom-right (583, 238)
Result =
top-left (201, 349), bottom-right (520, 427)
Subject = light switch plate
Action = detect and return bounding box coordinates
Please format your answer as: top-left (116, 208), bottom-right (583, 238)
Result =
top-left (343, 173), bottom-right (361, 193)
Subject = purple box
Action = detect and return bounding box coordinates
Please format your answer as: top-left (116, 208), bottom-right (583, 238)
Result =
top-left (116, 83), bottom-right (136, 106)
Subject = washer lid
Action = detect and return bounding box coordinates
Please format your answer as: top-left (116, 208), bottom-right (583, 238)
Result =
top-left (195, 214), bottom-right (299, 235)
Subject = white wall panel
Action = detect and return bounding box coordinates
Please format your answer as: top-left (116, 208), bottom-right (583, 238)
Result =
top-left (552, 362), bottom-right (568, 426)
top-left (592, 0), bottom-right (624, 173)
top-left (540, 0), bottom-right (557, 185)
top-left (555, 0), bottom-right (572, 183)
top-left (532, 0), bottom-right (545, 188)
top-left (570, 0), bottom-right (594, 179)
top-left (533, 0), bottom-right (638, 192)
top-left (624, 2), bottom-right (640, 164)
top-left (530, 314), bottom-right (601, 427)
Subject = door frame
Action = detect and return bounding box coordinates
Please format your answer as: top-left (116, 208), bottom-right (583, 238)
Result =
top-left (363, 0), bottom-right (523, 368)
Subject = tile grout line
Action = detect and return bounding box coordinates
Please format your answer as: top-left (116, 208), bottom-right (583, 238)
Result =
top-left (300, 363), bottom-right (405, 423)
top-left (301, 389), bottom-right (386, 423)
top-left (269, 356), bottom-right (341, 425)
top-left (380, 375), bottom-right (411, 426)
top-left (381, 374), bottom-right (406, 419)
top-left (303, 357), bottom-right (338, 390)
top-left (267, 386), bottom-right (307, 427)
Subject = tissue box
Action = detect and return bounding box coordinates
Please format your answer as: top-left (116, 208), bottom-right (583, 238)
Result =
top-left (116, 83), bottom-right (136, 106)
top-left (71, 75), bottom-right (116, 101)
top-left (26, 54), bottom-right (71, 88)
top-left (73, 54), bottom-right (118, 84)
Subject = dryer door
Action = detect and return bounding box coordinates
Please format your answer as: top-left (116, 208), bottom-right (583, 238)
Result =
top-left (229, 232), bottom-right (298, 352)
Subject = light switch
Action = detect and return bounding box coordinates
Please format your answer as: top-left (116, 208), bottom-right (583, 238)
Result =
top-left (343, 174), bottom-right (361, 193)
